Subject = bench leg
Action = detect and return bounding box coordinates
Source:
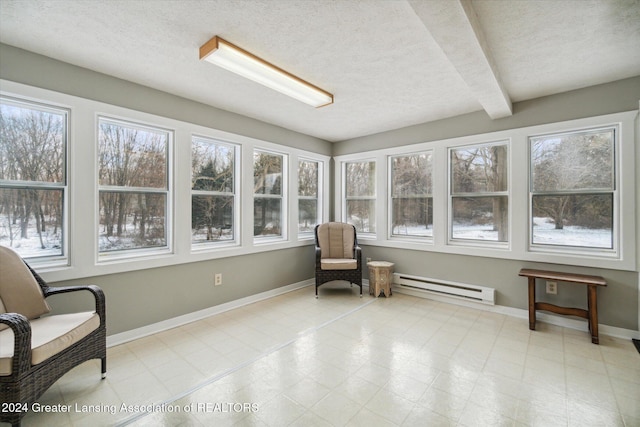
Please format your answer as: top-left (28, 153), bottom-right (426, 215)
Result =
top-left (528, 277), bottom-right (536, 330)
top-left (588, 285), bottom-right (599, 344)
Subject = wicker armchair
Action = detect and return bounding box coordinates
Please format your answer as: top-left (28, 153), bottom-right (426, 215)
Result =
top-left (314, 222), bottom-right (362, 297)
top-left (0, 247), bottom-right (106, 427)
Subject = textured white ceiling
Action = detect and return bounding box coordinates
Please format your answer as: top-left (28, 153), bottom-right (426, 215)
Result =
top-left (0, 0), bottom-right (639, 142)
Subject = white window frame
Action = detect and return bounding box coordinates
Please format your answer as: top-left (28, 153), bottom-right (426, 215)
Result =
top-left (297, 157), bottom-right (323, 237)
top-left (343, 159), bottom-right (377, 237)
top-left (0, 95), bottom-right (70, 267)
top-left (96, 116), bottom-right (173, 262)
top-left (253, 148), bottom-right (287, 243)
top-left (190, 135), bottom-right (240, 251)
top-left (528, 125), bottom-right (618, 257)
top-left (388, 150), bottom-right (434, 241)
top-left (448, 140), bottom-right (510, 248)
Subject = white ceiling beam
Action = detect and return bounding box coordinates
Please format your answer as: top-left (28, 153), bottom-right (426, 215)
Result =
top-left (409, 0), bottom-right (513, 119)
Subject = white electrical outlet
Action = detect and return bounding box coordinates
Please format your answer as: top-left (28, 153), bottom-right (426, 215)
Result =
top-left (546, 281), bottom-right (557, 294)
top-left (215, 273), bottom-right (222, 286)
top-left (366, 257), bottom-right (372, 264)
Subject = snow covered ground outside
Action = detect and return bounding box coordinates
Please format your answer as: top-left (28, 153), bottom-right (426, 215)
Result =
top-left (1, 216), bottom-right (613, 259)
top-left (0, 220), bottom-right (62, 257)
top-left (532, 217), bottom-right (612, 248)
top-left (391, 224), bottom-right (433, 237)
top-left (388, 217), bottom-right (611, 248)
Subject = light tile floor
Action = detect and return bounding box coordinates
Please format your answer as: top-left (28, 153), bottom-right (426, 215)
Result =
top-left (17, 284), bottom-right (640, 427)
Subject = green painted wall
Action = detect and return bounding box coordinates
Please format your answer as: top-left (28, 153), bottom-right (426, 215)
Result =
top-left (45, 247), bottom-right (315, 335)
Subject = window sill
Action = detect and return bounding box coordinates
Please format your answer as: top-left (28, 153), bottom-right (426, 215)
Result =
top-left (360, 238), bottom-right (635, 271)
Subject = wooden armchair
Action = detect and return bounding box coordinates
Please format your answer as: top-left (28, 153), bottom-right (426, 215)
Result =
top-left (0, 247), bottom-right (106, 427)
top-left (314, 222), bottom-right (363, 297)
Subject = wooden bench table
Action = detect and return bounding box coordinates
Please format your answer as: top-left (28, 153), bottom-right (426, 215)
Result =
top-left (518, 268), bottom-right (607, 344)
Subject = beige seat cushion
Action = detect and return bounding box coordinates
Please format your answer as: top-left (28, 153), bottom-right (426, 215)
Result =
top-left (317, 222), bottom-right (355, 259)
top-left (0, 312), bottom-right (99, 376)
top-left (0, 247), bottom-right (51, 331)
top-left (320, 258), bottom-right (357, 270)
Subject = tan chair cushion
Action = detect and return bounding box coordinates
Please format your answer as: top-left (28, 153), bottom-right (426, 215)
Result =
top-left (320, 258), bottom-right (358, 270)
top-left (0, 312), bottom-right (99, 376)
top-left (317, 222), bottom-right (355, 259)
top-left (0, 247), bottom-right (51, 331)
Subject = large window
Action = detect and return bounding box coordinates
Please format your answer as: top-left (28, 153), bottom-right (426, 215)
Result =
top-left (345, 161), bottom-right (376, 233)
top-left (253, 150), bottom-right (284, 238)
top-left (298, 159), bottom-right (320, 234)
top-left (0, 97), bottom-right (67, 260)
top-left (97, 117), bottom-right (171, 254)
top-left (529, 127), bottom-right (615, 250)
top-left (390, 152), bottom-right (433, 238)
top-left (450, 142), bottom-right (509, 242)
top-left (191, 136), bottom-right (237, 246)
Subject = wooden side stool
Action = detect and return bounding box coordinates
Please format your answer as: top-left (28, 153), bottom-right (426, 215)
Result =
top-left (518, 268), bottom-right (607, 344)
top-left (368, 261), bottom-right (394, 297)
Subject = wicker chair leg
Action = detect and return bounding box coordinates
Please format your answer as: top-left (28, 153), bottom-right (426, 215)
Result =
top-left (101, 357), bottom-right (107, 379)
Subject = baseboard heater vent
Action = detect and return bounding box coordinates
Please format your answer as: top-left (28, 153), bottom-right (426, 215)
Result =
top-left (394, 273), bottom-right (495, 305)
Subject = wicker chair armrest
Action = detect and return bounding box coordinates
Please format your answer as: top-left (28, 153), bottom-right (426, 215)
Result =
top-left (44, 285), bottom-right (106, 324)
top-left (0, 312), bottom-right (32, 377)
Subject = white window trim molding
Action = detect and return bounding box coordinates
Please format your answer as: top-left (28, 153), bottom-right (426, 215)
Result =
top-left (334, 110), bottom-right (638, 271)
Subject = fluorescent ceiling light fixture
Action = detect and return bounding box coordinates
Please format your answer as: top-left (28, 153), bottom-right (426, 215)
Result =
top-left (200, 36), bottom-right (333, 108)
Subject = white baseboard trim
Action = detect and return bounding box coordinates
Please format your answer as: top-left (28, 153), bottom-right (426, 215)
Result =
top-left (393, 285), bottom-right (640, 341)
top-left (106, 279), bottom-right (314, 347)
top-left (107, 278), bottom-right (638, 347)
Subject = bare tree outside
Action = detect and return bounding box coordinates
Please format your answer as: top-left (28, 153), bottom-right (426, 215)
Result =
top-left (530, 128), bottom-right (614, 248)
top-left (451, 143), bottom-right (508, 242)
top-left (298, 160), bottom-right (319, 233)
top-left (254, 151), bottom-right (283, 237)
top-left (191, 138), bottom-right (235, 244)
top-left (345, 161), bottom-right (376, 233)
top-left (97, 119), bottom-right (169, 252)
top-left (391, 152), bottom-right (433, 237)
top-left (0, 98), bottom-right (66, 258)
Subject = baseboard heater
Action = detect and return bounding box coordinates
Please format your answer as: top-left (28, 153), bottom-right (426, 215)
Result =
top-left (394, 273), bottom-right (495, 305)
